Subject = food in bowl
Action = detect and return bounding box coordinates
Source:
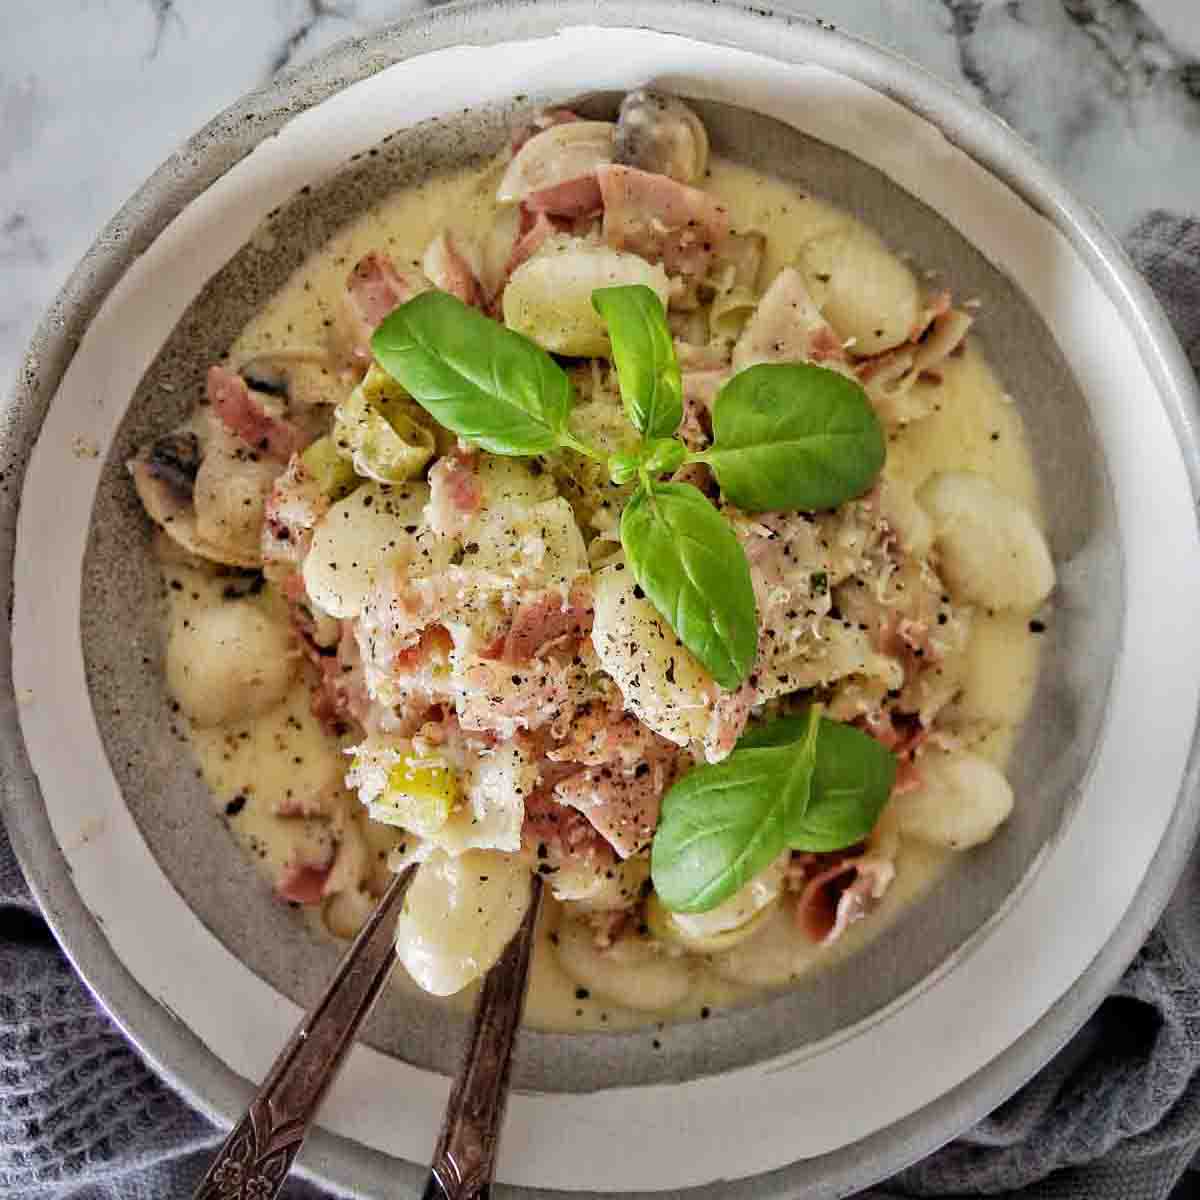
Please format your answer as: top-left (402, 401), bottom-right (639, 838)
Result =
top-left (129, 91), bottom-right (1053, 1027)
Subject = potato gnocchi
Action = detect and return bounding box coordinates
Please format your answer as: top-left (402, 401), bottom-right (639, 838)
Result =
top-left (130, 91), bottom-right (1050, 1029)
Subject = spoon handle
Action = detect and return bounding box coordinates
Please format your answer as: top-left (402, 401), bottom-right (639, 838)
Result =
top-left (192, 864), bottom-right (417, 1200)
top-left (423, 873), bottom-right (545, 1200)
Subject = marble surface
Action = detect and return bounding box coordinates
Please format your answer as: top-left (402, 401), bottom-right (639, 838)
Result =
top-left (2, 0), bottom-right (1198, 395)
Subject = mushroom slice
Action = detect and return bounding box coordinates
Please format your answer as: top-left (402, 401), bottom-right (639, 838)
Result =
top-left (613, 89), bottom-right (710, 185)
top-left (234, 348), bottom-right (349, 409)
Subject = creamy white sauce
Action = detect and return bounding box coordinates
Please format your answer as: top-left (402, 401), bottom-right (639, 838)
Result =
top-left (162, 152), bottom-right (1044, 1030)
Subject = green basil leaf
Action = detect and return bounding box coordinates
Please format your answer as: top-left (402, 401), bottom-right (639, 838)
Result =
top-left (702, 362), bottom-right (885, 511)
top-left (641, 437), bottom-right (687, 475)
top-left (620, 481), bottom-right (758, 690)
top-left (371, 291), bottom-right (572, 456)
top-left (651, 709), bottom-right (820, 913)
top-left (737, 712), bottom-right (812, 751)
top-left (737, 710), bottom-right (897, 850)
top-left (592, 285), bottom-right (683, 439)
top-left (791, 718), bottom-right (896, 851)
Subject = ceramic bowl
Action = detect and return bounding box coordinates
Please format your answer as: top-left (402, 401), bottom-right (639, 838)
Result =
top-left (3, 3), bottom-right (1199, 1197)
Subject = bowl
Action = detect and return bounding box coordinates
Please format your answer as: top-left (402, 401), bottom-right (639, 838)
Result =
top-left (3, 3), bottom-right (1199, 1196)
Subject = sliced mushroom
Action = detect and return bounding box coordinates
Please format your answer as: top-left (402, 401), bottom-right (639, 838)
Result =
top-left (133, 429), bottom-right (202, 516)
top-left (613, 89), bottom-right (709, 185)
top-left (234, 348), bottom-right (349, 409)
top-left (129, 418), bottom-right (274, 569)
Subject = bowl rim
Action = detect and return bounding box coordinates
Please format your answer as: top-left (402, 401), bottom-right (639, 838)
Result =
top-left (2, 2), bottom-right (1198, 1197)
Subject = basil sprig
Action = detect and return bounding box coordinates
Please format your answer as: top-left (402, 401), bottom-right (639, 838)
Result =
top-left (591, 285), bottom-right (683, 438)
top-left (651, 710), bottom-right (896, 913)
top-left (370, 285), bottom-right (885, 690)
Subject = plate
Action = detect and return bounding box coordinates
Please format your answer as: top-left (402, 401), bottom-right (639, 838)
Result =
top-left (3, 4), bottom-right (1199, 1196)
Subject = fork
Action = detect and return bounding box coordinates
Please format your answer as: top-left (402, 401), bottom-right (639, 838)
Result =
top-left (191, 864), bottom-right (544, 1200)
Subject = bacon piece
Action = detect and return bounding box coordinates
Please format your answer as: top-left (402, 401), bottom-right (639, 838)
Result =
top-left (525, 175), bottom-right (603, 219)
top-left (480, 583), bottom-right (594, 664)
top-left (342, 252), bottom-right (431, 360)
top-left (795, 855), bottom-right (896, 945)
top-left (425, 450), bottom-right (482, 538)
top-left (423, 233), bottom-right (483, 308)
top-left (207, 366), bottom-right (311, 462)
top-left (597, 163), bottom-right (730, 280)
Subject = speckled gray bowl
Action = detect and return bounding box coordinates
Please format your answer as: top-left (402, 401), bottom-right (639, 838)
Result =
top-left (3, 3), bottom-right (1200, 1198)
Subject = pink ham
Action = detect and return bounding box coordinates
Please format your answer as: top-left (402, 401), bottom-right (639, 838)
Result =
top-left (342, 252), bottom-right (431, 360)
top-left (795, 855), bottom-right (896, 945)
top-left (522, 786), bottom-right (615, 869)
top-left (207, 366), bottom-right (311, 463)
top-left (480, 583), bottom-right (594, 664)
top-left (547, 704), bottom-right (667, 768)
top-left (422, 233), bottom-right (483, 308)
top-left (426, 449), bottom-right (482, 538)
top-left (553, 755), bottom-right (672, 859)
top-left (276, 861), bottom-right (332, 906)
top-left (525, 175), bottom-right (603, 219)
top-left (597, 163), bottom-right (730, 280)
top-left (262, 456), bottom-right (328, 569)
top-left (308, 623), bottom-right (375, 736)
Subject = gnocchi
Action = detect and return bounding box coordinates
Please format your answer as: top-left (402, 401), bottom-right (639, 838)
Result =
top-left (395, 850), bottom-right (532, 995)
top-left (919, 472), bottom-right (1055, 612)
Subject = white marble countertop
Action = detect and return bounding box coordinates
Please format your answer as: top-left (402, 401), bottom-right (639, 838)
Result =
top-left (2, 0), bottom-right (1198, 394)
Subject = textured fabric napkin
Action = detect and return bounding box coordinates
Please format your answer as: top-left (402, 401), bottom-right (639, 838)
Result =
top-left (1, 211), bottom-right (1198, 1200)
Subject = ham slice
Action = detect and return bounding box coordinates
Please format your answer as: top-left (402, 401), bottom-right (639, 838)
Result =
top-left (207, 366), bottom-right (311, 463)
top-left (795, 855), bottom-right (896, 945)
top-left (525, 175), bottom-right (603, 219)
top-left (522, 787), bottom-right (615, 869)
top-left (342, 252), bottom-right (431, 359)
top-left (422, 233), bottom-right (484, 308)
top-left (597, 163), bottom-right (730, 280)
top-left (480, 584), bottom-right (594, 664)
top-left (275, 858), bottom-right (332, 906)
top-left (425, 450), bottom-right (482, 538)
top-left (554, 758), bottom-right (667, 859)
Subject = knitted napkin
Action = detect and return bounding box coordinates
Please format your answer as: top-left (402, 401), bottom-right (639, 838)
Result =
top-left (1, 211), bottom-right (1197, 1200)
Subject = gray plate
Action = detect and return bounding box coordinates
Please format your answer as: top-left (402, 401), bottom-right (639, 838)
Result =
top-left (3, 2), bottom-right (1199, 1198)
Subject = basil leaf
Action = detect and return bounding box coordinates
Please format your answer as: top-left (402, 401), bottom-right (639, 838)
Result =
top-left (620, 481), bottom-right (758, 690)
top-left (738, 712), bottom-right (812, 750)
top-left (738, 711), bottom-right (896, 850)
top-left (792, 718), bottom-right (896, 851)
top-left (371, 291), bottom-right (572, 456)
top-left (592, 285), bottom-right (683, 439)
top-left (651, 710), bottom-right (820, 913)
top-left (702, 363), bottom-right (885, 511)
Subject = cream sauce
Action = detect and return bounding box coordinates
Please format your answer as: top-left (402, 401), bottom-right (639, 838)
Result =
top-left (163, 150), bottom-right (1045, 1031)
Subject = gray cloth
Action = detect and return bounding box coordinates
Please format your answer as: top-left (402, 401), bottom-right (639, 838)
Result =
top-left (1, 211), bottom-right (1198, 1200)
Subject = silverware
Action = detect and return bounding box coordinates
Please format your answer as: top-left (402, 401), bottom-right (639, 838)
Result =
top-left (191, 864), bottom-right (544, 1200)
top-left (423, 873), bottom-right (544, 1200)
top-left (191, 864), bottom-right (417, 1200)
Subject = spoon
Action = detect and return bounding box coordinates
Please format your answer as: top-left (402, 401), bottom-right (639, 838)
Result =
top-left (191, 865), bottom-right (544, 1200)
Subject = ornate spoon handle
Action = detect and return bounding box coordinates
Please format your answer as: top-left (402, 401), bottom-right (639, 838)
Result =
top-left (423, 873), bottom-right (545, 1200)
top-left (192, 864), bottom-right (417, 1200)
